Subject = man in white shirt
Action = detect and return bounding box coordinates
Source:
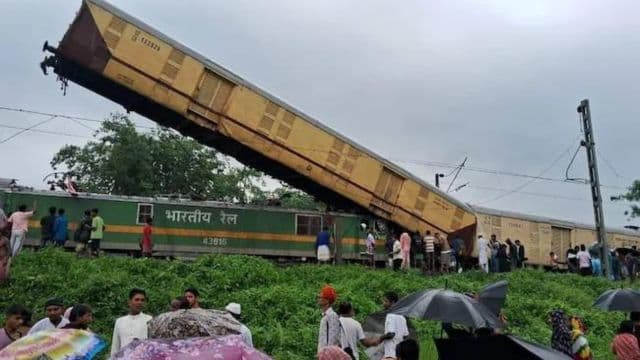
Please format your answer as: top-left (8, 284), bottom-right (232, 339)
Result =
top-left (477, 235), bottom-right (489, 273)
top-left (317, 285), bottom-right (340, 353)
top-left (225, 303), bottom-right (253, 348)
top-left (337, 302), bottom-right (385, 359)
top-left (28, 298), bottom-right (69, 334)
top-left (382, 292), bottom-right (409, 360)
top-left (110, 288), bottom-right (152, 356)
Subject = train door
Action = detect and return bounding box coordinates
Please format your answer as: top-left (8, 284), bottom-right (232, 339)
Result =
top-left (551, 227), bottom-right (572, 261)
top-left (370, 167), bottom-right (405, 218)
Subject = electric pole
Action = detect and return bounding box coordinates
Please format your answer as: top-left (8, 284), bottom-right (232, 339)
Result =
top-left (435, 173), bottom-right (444, 188)
top-left (577, 99), bottom-right (610, 278)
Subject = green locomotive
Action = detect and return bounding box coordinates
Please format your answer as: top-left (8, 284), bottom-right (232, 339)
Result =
top-left (1, 187), bottom-right (377, 261)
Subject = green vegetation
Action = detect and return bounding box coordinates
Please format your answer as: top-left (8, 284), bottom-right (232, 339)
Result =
top-left (0, 249), bottom-right (633, 359)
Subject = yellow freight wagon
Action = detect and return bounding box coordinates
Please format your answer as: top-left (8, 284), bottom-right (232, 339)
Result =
top-left (473, 206), bottom-right (640, 266)
top-left (41, 0), bottom-right (476, 241)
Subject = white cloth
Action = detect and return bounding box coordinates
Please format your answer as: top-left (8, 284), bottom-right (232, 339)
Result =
top-left (239, 324), bottom-right (253, 348)
top-left (110, 313), bottom-right (152, 356)
top-left (27, 317), bottom-right (69, 335)
top-left (317, 245), bottom-right (331, 261)
top-left (366, 233), bottom-right (375, 254)
top-left (339, 317), bottom-right (365, 360)
top-left (477, 237), bottom-right (488, 265)
top-left (9, 230), bottom-right (25, 257)
top-left (392, 240), bottom-right (402, 260)
top-left (577, 250), bottom-right (591, 268)
top-left (383, 313), bottom-right (409, 358)
top-left (318, 307), bottom-right (340, 352)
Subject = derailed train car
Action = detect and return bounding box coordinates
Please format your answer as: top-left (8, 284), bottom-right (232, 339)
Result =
top-left (40, 0), bottom-right (477, 247)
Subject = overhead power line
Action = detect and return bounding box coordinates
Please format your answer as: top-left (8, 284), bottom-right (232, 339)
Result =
top-left (0, 115), bottom-right (58, 144)
top-left (0, 105), bottom-right (630, 191)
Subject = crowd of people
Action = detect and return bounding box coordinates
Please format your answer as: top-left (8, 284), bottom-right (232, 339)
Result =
top-left (0, 287), bottom-right (254, 356)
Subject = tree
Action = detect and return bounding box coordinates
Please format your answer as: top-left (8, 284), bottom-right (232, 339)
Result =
top-left (621, 180), bottom-right (640, 218)
top-left (51, 113), bottom-right (265, 201)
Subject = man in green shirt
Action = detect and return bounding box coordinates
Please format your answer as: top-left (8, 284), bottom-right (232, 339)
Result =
top-left (89, 208), bottom-right (105, 257)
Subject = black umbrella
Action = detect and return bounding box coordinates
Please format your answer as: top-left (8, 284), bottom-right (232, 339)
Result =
top-left (435, 334), bottom-right (571, 360)
top-left (478, 280), bottom-right (508, 315)
top-left (616, 247), bottom-right (640, 257)
top-left (389, 288), bottom-right (502, 329)
top-left (593, 289), bottom-right (640, 312)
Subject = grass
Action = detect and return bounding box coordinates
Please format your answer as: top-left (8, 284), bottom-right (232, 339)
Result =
top-left (0, 248), bottom-right (634, 359)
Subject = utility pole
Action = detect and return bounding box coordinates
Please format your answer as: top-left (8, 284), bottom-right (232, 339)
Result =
top-left (435, 173), bottom-right (444, 188)
top-left (577, 99), bottom-right (610, 278)
top-left (446, 157), bottom-right (468, 193)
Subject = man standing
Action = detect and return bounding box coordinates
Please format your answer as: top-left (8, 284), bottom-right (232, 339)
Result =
top-left (111, 289), bottom-right (152, 356)
top-left (184, 288), bottom-right (202, 309)
top-left (316, 227), bottom-right (332, 264)
top-left (89, 208), bottom-right (105, 257)
top-left (410, 231), bottom-right (421, 268)
top-left (337, 301), bottom-right (385, 359)
top-left (423, 231), bottom-right (435, 274)
top-left (365, 230), bottom-right (375, 255)
top-left (317, 285), bottom-right (340, 352)
top-left (52, 209), bottom-right (68, 247)
top-left (28, 298), bottom-right (69, 334)
top-left (225, 303), bottom-right (253, 348)
top-left (400, 232), bottom-right (411, 271)
top-left (489, 235), bottom-right (499, 273)
top-left (450, 235), bottom-right (464, 272)
top-left (7, 203), bottom-right (36, 257)
top-left (141, 217), bottom-right (153, 257)
top-left (382, 292), bottom-right (409, 360)
top-left (0, 304), bottom-right (25, 350)
top-left (477, 235), bottom-right (489, 273)
top-left (39, 207), bottom-right (56, 248)
top-left (515, 240), bottom-right (525, 268)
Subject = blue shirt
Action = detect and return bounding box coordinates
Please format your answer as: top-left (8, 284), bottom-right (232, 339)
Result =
top-left (53, 215), bottom-right (68, 241)
top-left (315, 231), bottom-right (330, 249)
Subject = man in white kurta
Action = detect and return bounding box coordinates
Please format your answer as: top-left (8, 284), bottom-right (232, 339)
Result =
top-left (110, 289), bottom-right (152, 356)
top-left (28, 298), bottom-right (69, 334)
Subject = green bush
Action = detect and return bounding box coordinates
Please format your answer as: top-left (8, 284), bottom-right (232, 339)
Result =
top-left (0, 249), bottom-right (634, 359)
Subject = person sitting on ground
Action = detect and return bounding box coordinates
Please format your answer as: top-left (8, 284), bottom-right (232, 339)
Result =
top-left (336, 301), bottom-right (388, 359)
top-left (111, 288), bottom-right (152, 356)
top-left (611, 320), bottom-right (640, 360)
top-left (28, 298), bottom-right (69, 334)
top-left (0, 304), bottom-right (25, 350)
top-left (570, 315), bottom-right (593, 360)
top-left (62, 304), bottom-right (93, 330)
top-left (170, 296), bottom-right (190, 311)
top-left (225, 303), bottom-right (253, 348)
top-left (395, 338), bottom-right (420, 360)
top-left (184, 287), bottom-right (201, 309)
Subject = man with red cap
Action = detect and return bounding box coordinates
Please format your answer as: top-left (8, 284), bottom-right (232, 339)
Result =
top-left (317, 284), bottom-right (340, 353)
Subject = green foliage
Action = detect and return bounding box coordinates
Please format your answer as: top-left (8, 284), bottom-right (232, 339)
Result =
top-left (621, 179), bottom-right (640, 218)
top-left (50, 113), bottom-right (264, 202)
top-left (0, 249), bottom-right (633, 359)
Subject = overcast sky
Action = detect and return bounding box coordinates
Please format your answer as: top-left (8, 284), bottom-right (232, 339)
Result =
top-left (1, 0), bottom-right (638, 228)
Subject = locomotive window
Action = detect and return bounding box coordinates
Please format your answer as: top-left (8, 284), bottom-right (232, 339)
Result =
top-left (137, 203), bottom-right (154, 225)
top-left (296, 214), bottom-right (322, 236)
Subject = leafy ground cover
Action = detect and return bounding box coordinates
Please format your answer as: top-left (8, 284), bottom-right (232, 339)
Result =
top-left (0, 249), bottom-right (633, 359)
